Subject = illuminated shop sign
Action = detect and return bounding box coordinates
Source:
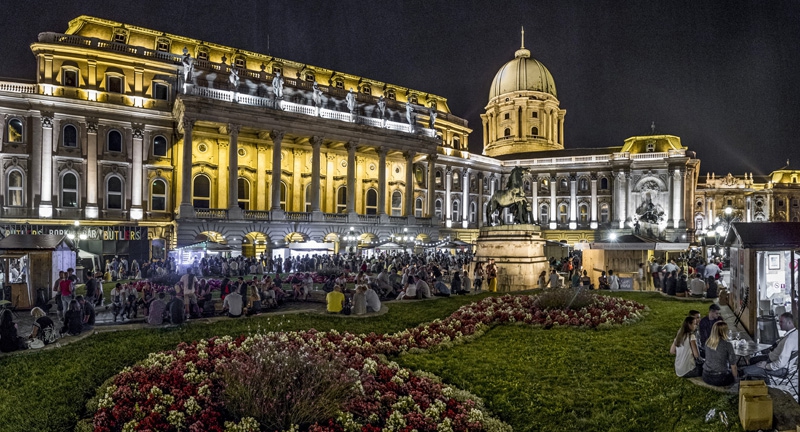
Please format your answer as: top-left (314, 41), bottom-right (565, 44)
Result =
top-left (0, 225), bottom-right (147, 240)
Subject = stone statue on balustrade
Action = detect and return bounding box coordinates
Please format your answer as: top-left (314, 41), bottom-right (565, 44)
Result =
top-left (312, 81), bottom-right (323, 110)
top-left (272, 71), bottom-right (284, 99)
top-left (405, 101), bottom-right (415, 128)
top-left (181, 47), bottom-right (194, 84)
top-left (429, 108), bottom-right (437, 129)
top-left (346, 88), bottom-right (357, 114)
top-left (228, 66), bottom-right (240, 91)
top-left (377, 95), bottom-right (386, 119)
top-left (485, 166), bottom-right (533, 225)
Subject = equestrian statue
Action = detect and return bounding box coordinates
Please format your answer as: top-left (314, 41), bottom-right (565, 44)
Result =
top-left (486, 166), bottom-right (533, 225)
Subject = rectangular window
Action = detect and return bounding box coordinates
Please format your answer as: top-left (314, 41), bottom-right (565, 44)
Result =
top-left (197, 51), bottom-right (209, 61)
top-left (152, 196), bottom-right (166, 211)
top-left (113, 33), bottom-right (126, 44)
top-left (272, 66), bottom-right (282, 75)
top-left (153, 83), bottom-right (169, 100)
top-left (156, 40), bottom-right (169, 52)
top-left (63, 69), bottom-right (78, 87)
top-left (234, 58), bottom-right (245, 68)
top-left (107, 76), bottom-right (123, 94)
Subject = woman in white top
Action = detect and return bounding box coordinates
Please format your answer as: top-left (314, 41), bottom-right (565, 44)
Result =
top-left (670, 316), bottom-right (702, 378)
top-left (608, 269), bottom-right (620, 290)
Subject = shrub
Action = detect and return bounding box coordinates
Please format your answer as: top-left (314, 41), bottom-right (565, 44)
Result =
top-left (534, 287), bottom-right (595, 311)
top-left (147, 273), bottom-right (181, 288)
top-left (220, 339), bottom-right (359, 431)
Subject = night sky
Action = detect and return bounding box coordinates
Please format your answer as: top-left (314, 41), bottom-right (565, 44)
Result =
top-left (1, 0), bottom-right (798, 176)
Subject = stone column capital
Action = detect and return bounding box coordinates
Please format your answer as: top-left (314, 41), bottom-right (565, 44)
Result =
top-left (403, 150), bottom-right (415, 161)
top-left (270, 130), bottom-right (285, 142)
top-left (310, 135), bottom-right (323, 148)
top-left (87, 121), bottom-right (98, 134)
top-left (228, 123), bottom-right (241, 137)
top-left (181, 117), bottom-right (195, 132)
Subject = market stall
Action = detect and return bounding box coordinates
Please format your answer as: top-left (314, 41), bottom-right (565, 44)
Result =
top-left (584, 235), bottom-right (690, 290)
top-left (0, 234), bottom-right (75, 309)
top-left (724, 222), bottom-right (800, 342)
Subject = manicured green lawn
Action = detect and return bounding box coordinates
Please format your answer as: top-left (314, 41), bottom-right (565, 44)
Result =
top-left (0, 292), bottom-right (741, 432)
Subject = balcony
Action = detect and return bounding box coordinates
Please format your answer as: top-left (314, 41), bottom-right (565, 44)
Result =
top-left (285, 212), bottom-right (310, 222)
top-left (194, 208), bottom-right (228, 219)
top-left (1, 207), bottom-right (35, 218)
top-left (243, 210), bottom-right (271, 221)
top-left (54, 207), bottom-right (83, 220)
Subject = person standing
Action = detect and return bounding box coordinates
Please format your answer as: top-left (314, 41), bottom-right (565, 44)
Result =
top-left (58, 271), bottom-right (74, 321)
top-left (608, 269), bottom-right (620, 291)
top-left (473, 263), bottom-right (484, 293)
top-left (486, 259), bottom-right (498, 292)
top-left (636, 263), bottom-right (645, 291)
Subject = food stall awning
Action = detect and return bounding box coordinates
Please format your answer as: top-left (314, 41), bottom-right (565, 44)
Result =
top-left (0, 234), bottom-right (74, 251)
top-left (589, 235), bottom-right (689, 251)
top-left (725, 222), bottom-right (800, 250)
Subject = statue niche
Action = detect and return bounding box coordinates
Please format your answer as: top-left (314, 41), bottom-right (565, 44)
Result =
top-left (633, 179), bottom-right (666, 237)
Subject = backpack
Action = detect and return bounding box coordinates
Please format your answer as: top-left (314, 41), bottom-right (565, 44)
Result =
top-left (341, 297), bottom-right (352, 315)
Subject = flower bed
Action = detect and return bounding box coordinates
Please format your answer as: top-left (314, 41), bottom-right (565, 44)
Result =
top-left (92, 293), bottom-right (645, 431)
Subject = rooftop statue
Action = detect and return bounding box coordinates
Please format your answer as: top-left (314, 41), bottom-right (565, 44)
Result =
top-left (228, 66), bottom-right (240, 91)
top-left (429, 108), bottom-right (437, 129)
top-left (377, 95), bottom-right (386, 119)
top-left (272, 71), bottom-right (284, 99)
top-left (346, 88), bottom-right (356, 113)
top-left (405, 101), bottom-right (414, 126)
top-left (181, 47), bottom-right (194, 83)
top-left (486, 166), bottom-right (533, 225)
top-left (312, 81), bottom-right (323, 108)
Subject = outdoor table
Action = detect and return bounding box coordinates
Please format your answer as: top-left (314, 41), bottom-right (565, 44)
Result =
top-left (733, 341), bottom-right (772, 368)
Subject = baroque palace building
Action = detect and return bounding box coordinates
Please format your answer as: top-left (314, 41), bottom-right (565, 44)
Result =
top-left (0, 16), bottom-right (796, 262)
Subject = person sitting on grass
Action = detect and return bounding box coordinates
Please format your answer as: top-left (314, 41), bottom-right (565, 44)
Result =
top-left (689, 273), bottom-right (706, 298)
top-left (167, 294), bottom-right (185, 325)
top-left (247, 283), bottom-right (262, 316)
top-left (365, 285), bottom-right (381, 313)
top-left (397, 276), bottom-right (418, 300)
top-left (416, 276), bottom-right (432, 298)
top-left (433, 278), bottom-right (451, 297)
top-left (702, 321), bottom-right (738, 386)
top-left (77, 296), bottom-right (95, 332)
top-left (580, 270), bottom-right (591, 288)
top-left (670, 316), bottom-right (703, 378)
top-left (353, 284), bottom-right (367, 315)
top-left (698, 304), bottom-right (723, 352)
top-left (61, 300), bottom-right (83, 336)
top-left (326, 285), bottom-right (345, 313)
top-left (147, 292), bottom-right (167, 326)
top-left (303, 273), bottom-right (314, 300)
top-left (0, 309), bottom-right (27, 352)
top-left (29, 307), bottom-right (58, 346)
top-left (222, 289), bottom-right (243, 318)
top-left (292, 275), bottom-right (306, 301)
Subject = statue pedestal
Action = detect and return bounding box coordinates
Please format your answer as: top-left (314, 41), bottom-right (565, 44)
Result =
top-left (475, 224), bottom-right (549, 292)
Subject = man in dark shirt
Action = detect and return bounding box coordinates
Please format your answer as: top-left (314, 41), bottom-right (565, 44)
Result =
top-left (84, 273), bottom-right (98, 305)
top-left (168, 296), bottom-right (185, 325)
top-left (698, 304), bottom-right (722, 356)
top-left (77, 295), bottom-right (95, 331)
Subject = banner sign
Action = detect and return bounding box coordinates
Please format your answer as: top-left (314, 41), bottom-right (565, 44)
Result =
top-left (0, 225), bottom-right (147, 241)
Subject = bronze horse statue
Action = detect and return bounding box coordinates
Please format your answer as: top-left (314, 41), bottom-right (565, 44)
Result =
top-left (486, 166), bottom-right (533, 225)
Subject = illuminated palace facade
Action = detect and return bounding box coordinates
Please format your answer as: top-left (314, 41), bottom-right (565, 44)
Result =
top-left (0, 17), bottom-right (795, 260)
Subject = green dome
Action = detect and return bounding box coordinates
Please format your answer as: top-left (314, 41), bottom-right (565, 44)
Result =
top-left (489, 48), bottom-right (557, 100)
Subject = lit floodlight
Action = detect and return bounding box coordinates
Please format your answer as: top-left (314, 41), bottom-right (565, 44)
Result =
top-left (715, 226), bottom-right (724, 235)
top-left (609, 232), bottom-right (617, 241)
top-left (725, 207), bottom-right (732, 215)
top-left (73, 220), bottom-right (80, 226)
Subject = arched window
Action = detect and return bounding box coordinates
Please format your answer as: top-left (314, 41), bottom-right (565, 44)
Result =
top-left (579, 204), bottom-right (589, 222)
top-left (452, 171), bottom-right (460, 188)
top-left (305, 184), bottom-right (312, 212)
top-left (695, 216), bottom-right (704, 231)
top-left (192, 175), bottom-right (211, 208)
top-left (559, 178), bottom-right (568, 191)
top-left (61, 172), bottom-right (79, 207)
top-left (600, 204), bottom-right (610, 223)
top-left (153, 135), bottom-right (168, 157)
top-left (365, 188), bottom-right (378, 215)
top-left (280, 181), bottom-right (288, 211)
top-left (540, 204), bottom-right (549, 225)
top-left (558, 203), bottom-right (568, 223)
top-left (539, 178), bottom-right (549, 192)
top-left (415, 197), bottom-right (424, 217)
top-left (503, 128), bottom-right (511, 137)
top-left (579, 178), bottom-right (588, 192)
top-left (453, 136), bottom-right (460, 148)
top-left (531, 127), bottom-right (539, 136)
top-left (151, 179), bottom-right (167, 211)
top-left (238, 177), bottom-right (250, 210)
top-left (391, 191), bottom-right (402, 216)
top-left (106, 176), bottom-right (123, 209)
top-left (107, 130), bottom-right (122, 152)
top-left (469, 202), bottom-right (477, 223)
top-left (62, 124), bottom-right (78, 148)
top-left (600, 177), bottom-right (609, 190)
top-left (7, 118), bottom-right (22, 143)
top-left (6, 170), bottom-right (23, 207)
top-left (435, 171), bottom-right (442, 186)
top-left (336, 186), bottom-right (347, 213)
top-left (452, 200), bottom-right (460, 222)
top-left (435, 199), bottom-right (442, 218)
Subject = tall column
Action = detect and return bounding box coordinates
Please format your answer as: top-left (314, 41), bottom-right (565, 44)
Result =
top-left (590, 174), bottom-right (598, 229)
top-left (615, 171), bottom-right (626, 229)
top-left (477, 172), bottom-right (484, 226)
top-left (532, 175), bottom-right (539, 223)
top-left (427, 154), bottom-right (437, 218)
top-left (462, 168), bottom-right (470, 227)
top-left (404, 151), bottom-right (414, 217)
top-left (746, 196), bottom-right (752, 222)
top-left (270, 130), bottom-right (285, 214)
top-left (667, 168), bottom-right (675, 227)
top-left (678, 169), bottom-right (686, 228)
top-left (178, 117), bottom-right (195, 218)
top-left (377, 148), bottom-right (388, 215)
top-left (625, 172), bottom-right (633, 225)
top-left (310, 136), bottom-right (323, 213)
top-left (445, 167), bottom-right (452, 226)
top-left (227, 124), bottom-right (242, 217)
top-left (549, 175), bottom-right (556, 229)
top-left (38, 115), bottom-right (54, 218)
top-left (707, 198), bottom-right (714, 227)
top-left (345, 141), bottom-right (356, 214)
top-left (130, 128), bottom-right (144, 220)
top-left (482, 119), bottom-right (488, 147)
top-left (86, 122), bottom-right (99, 219)
top-left (672, 169), bottom-right (682, 229)
top-left (569, 174), bottom-right (577, 229)
top-left (292, 149), bottom-right (304, 212)
top-left (559, 117), bottom-right (564, 146)
top-left (217, 140), bottom-right (229, 209)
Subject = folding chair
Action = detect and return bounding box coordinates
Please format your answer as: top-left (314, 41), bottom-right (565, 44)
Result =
top-left (767, 350), bottom-right (798, 396)
top-left (733, 289), bottom-right (749, 328)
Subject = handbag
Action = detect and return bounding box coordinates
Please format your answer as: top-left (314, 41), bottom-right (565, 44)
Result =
top-left (28, 339), bottom-right (44, 349)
